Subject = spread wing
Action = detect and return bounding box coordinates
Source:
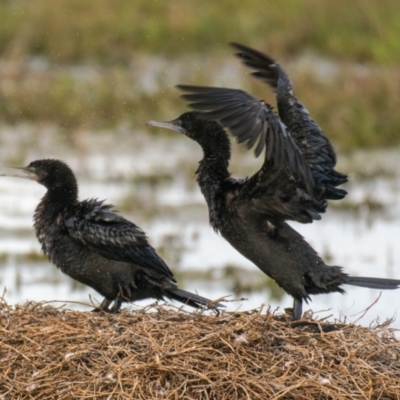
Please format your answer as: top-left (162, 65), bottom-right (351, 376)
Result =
top-left (231, 42), bottom-right (348, 201)
top-left (64, 199), bottom-right (175, 279)
top-left (178, 85), bottom-right (314, 189)
top-left (236, 156), bottom-right (325, 223)
top-left (178, 85), bottom-right (326, 223)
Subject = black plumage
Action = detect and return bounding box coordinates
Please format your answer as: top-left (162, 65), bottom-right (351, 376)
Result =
top-left (147, 112), bottom-right (400, 320)
top-left (176, 43), bottom-right (349, 223)
top-left (1, 159), bottom-right (222, 313)
top-left (230, 42), bottom-right (348, 201)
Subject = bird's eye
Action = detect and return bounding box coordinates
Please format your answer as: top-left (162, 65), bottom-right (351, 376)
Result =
top-left (29, 166), bottom-right (35, 172)
top-left (176, 119), bottom-right (182, 126)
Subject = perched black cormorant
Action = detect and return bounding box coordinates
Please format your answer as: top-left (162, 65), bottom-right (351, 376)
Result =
top-left (147, 44), bottom-right (400, 319)
top-left (1, 159), bottom-right (222, 313)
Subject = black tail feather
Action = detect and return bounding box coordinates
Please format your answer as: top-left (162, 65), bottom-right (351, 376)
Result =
top-left (325, 186), bottom-right (347, 200)
top-left (168, 289), bottom-right (225, 309)
top-left (346, 276), bottom-right (400, 290)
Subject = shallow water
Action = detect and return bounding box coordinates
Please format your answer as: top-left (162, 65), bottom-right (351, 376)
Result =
top-left (0, 125), bottom-right (399, 330)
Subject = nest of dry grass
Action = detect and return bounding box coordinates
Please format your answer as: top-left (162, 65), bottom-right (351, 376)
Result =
top-left (0, 298), bottom-right (399, 400)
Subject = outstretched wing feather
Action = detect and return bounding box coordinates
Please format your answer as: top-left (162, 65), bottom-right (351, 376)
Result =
top-left (230, 42), bottom-right (348, 200)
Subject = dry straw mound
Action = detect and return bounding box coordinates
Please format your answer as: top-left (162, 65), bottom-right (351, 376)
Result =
top-left (0, 299), bottom-right (399, 400)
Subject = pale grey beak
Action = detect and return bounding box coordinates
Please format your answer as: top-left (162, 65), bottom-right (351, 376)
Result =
top-left (146, 119), bottom-right (186, 134)
top-left (0, 166), bottom-right (37, 180)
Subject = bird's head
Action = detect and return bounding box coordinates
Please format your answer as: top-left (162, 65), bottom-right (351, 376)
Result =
top-left (147, 112), bottom-right (222, 144)
top-left (0, 159), bottom-right (77, 191)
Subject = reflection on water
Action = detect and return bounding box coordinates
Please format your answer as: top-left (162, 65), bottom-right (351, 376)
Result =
top-left (0, 127), bottom-right (399, 330)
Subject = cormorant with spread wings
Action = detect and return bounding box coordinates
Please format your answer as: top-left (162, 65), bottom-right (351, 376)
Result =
top-left (147, 44), bottom-right (400, 319)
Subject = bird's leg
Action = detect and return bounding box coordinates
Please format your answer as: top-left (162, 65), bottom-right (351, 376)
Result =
top-left (109, 296), bottom-right (122, 313)
top-left (292, 298), bottom-right (303, 320)
top-left (108, 284), bottom-right (129, 313)
top-left (92, 298), bottom-right (112, 313)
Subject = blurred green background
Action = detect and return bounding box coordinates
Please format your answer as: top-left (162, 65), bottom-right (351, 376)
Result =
top-left (1, 0), bottom-right (400, 150)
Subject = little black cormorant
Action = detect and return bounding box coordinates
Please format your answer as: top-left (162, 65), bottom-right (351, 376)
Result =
top-left (1, 159), bottom-right (222, 313)
top-left (147, 45), bottom-right (400, 318)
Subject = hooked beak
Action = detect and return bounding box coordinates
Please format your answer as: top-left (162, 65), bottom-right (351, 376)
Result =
top-left (0, 166), bottom-right (37, 181)
top-left (146, 119), bottom-right (187, 134)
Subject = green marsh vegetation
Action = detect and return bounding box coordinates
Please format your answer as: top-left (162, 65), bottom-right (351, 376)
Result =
top-left (1, 0), bottom-right (400, 150)
top-left (2, 0), bottom-right (400, 64)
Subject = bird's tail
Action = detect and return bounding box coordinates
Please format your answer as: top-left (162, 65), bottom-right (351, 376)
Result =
top-left (346, 276), bottom-right (400, 290)
top-left (168, 289), bottom-right (225, 309)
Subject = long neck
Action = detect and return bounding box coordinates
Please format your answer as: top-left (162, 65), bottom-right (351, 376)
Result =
top-left (34, 184), bottom-right (78, 232)
top-left (196, 127), bottom-right (231, 228)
